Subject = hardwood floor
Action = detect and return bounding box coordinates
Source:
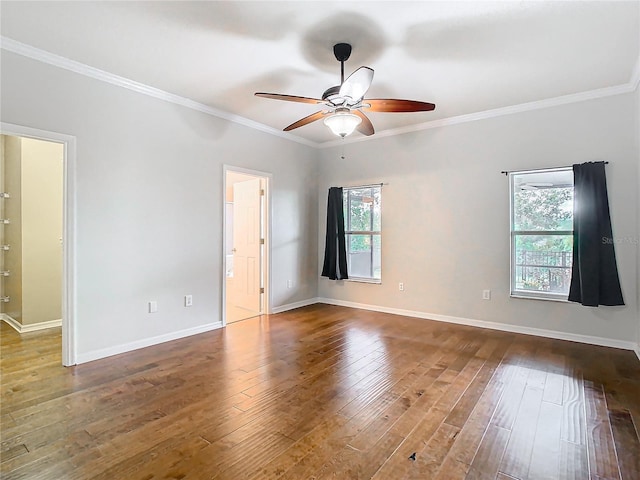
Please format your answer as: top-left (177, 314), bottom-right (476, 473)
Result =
top-left (1, 304), bottom-right (639, 479)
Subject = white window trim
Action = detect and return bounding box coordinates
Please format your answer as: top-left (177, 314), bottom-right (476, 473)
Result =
top-left (343, 185), bottom-right (382, 284)
top-left (346, 277), bottom-right (382, 284)
top-left (509, 167), bottom-right (573, 301)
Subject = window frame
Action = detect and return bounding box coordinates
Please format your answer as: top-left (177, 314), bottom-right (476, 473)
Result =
top-left (509, 167), bottom-right (573, 301)
top-left (343, 185), bottom-right (382, 284)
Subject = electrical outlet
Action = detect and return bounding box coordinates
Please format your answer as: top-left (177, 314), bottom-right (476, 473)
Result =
top-left (287, 280), bottom-right (293, 289)
top-left (482, 290), bottom-right (491, 300)
top-left (148, 301), bottom-right (158, 313)
top-left (185, 295), bottom-right (193, 307)
top-left (399, 282), bottom-right (404, 291)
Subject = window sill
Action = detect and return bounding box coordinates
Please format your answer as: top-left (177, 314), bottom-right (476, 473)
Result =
top-left (510, 293), bottom-right (569, 303)
top-left (346, 278), bottom-right (382, 285)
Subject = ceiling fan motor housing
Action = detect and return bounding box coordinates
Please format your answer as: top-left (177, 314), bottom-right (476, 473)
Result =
top-left (333, 43), bottom-right (352, 62)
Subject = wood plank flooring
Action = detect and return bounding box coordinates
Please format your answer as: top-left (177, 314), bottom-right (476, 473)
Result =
top-left (1, 303), bottom-right (639, 479)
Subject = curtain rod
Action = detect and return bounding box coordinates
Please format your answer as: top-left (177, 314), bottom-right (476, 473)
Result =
top-left (501, 161), bottom-right (608, 176)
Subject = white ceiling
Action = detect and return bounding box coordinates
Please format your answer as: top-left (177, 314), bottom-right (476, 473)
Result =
top-left (1, 1), bottom-right (639, 145)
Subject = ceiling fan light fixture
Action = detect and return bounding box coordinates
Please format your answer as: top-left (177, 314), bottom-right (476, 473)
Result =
top-left (323, 111), bottom-right (362, 138)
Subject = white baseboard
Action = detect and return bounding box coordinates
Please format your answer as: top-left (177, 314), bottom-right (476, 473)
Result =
top-left (316, 297), bottom-right (638, 352)
top-left (78, 296), bottom-right (320, 364)
top-left (15, 297), bottom-right (635, 364)
top-left (1, 314), bottom-right (62, 333)
top-left (1, 314), bottom-right (22, 332)
top-left (271, 297), bottom-right (320, 314)
top-left (76, 321), bottom-right (223, 365)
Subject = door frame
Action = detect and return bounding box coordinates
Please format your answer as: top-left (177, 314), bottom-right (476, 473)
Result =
top-left (222, 165), bottom-right (271, 326)
top-left (1, 122), bottom-right (77, 366)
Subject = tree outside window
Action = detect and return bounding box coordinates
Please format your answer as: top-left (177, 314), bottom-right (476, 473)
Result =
top-left (510, 169), bottom-right (573, 298)
top-left (343, 186), bottom-right (381, 281)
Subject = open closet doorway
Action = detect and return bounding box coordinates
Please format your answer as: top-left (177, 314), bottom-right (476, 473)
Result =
top-left (223, 166), bottom-right (270, 325)
top-left (0, 123), bottom-right (76, 366)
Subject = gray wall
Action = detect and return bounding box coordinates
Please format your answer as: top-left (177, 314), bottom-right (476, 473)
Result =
top-left (318, 92), bottom-right (639, 344)
top-left (2, 48), bottom-right (638, 360)
top-left (1, 51), bottom-right (319, 361)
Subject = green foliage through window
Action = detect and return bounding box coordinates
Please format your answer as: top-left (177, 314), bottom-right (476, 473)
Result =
top-left (510, 169), bottom-right (574, 297)
top-left (343, 186), bottom-right (382, 280)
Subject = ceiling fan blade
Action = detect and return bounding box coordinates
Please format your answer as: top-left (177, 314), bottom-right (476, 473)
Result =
top-left (339, 67), bottom-right (374, 102)
top-left (353, 110), bottom-right (374, 136)
top-left (283, 111), bottom-right (326, 131)
top-left (255, 92), bottom-right (326, 104)
top-left (365, 99), bottom-right (436, 113)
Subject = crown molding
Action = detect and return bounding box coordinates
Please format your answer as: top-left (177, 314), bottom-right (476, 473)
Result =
top-left (0, 36), bottom-right (318, 148)
top-left (319, 82), bottom-right (636, 148)
top-left (2, 36), bottom-right (637, 150)
top-left (320, 53), bottom-right (640, 148)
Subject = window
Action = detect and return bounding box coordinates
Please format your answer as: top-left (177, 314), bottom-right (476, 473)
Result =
top-left (510, 168), bottom-right (573, 300)
top-left (343, 185), bottom-right (381, 282)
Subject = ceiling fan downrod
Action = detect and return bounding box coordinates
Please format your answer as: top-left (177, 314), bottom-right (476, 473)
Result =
top-left (333, 43), bottom-right (352, 84)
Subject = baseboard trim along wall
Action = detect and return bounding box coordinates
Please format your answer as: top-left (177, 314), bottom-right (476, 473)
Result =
top-left (271, 298), bottom-right (321, 314)
top-left (77, 298), bottom-right (321, 364)
top-left (76, 321), bottom-right (223, 365)
top-left (18, 297), bottom-right (636, 364)
top-left (1, 314), bottom-right (62, 333)
top-left (315, 297), bottom-right (639, 352)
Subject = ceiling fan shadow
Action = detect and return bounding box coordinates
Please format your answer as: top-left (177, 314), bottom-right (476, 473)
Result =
top-left (359, 82), bottom-right (402, 102)
top-left (402, 5), bottom-right (558, 62)
top-left (300, 12), bottom-right (386, 74)
top-left (218, 69), bottom-right (317, 113)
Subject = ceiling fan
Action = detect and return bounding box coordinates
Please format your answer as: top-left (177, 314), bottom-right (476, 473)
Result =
top-left (255, 43), bottom-right (436, 138)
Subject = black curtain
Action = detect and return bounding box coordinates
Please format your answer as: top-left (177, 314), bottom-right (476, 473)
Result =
top-left (568, 162), bottom-right (624, 307)
top-left (321, 187), bottom-right (348, 280)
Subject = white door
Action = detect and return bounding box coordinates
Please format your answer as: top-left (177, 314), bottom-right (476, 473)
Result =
top-left (232, 178), bottom-right (261, 313)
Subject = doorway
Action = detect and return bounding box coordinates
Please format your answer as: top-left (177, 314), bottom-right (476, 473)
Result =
top-left (223, 166), bottom-right (270, 325)
top-left (0, 123), bottom-right (76, 366)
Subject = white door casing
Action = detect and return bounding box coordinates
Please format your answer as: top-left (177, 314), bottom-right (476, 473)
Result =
top-left (0, 122), bottom-right (76, 366)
